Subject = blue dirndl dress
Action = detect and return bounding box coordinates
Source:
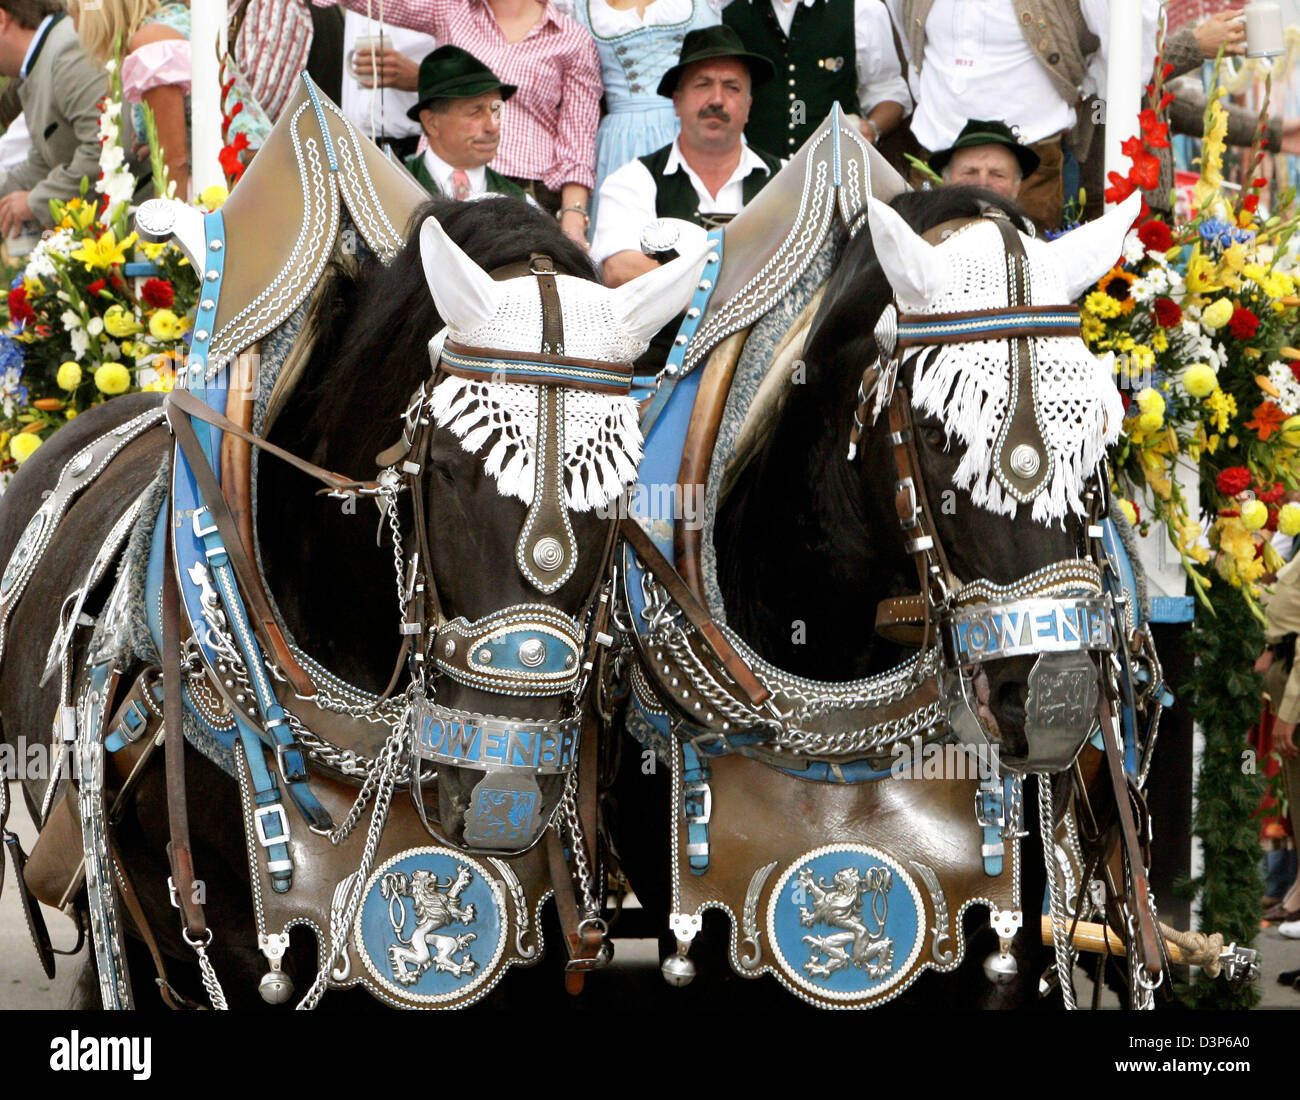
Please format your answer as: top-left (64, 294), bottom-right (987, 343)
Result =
top-left (572, 0), bottom-right (719, 225)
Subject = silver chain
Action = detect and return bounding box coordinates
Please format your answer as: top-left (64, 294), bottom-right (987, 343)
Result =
top-left (194, 941), bottom-right (229, 1010)
top-left (1039, 774), bottom-right (1077, 1010)
top-left (559, 774), bottom-right (598, 916)
top-left (297, 716), bottom-right (411, 1010)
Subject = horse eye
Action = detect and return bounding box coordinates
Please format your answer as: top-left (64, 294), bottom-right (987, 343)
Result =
top-left (920, 426), bottom-right (945, 448)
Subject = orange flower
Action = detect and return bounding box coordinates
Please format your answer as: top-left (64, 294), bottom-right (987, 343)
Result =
top-left (1099, 267), bottom-right (1137, 316)
top-left (1246, 400), bottom-right (1287, 440)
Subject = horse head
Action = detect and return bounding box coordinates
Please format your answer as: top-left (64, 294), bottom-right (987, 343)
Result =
top-left (850, 188), bottom-right (1140, 770)
top-left (406, 204), bottom-right (709, 847)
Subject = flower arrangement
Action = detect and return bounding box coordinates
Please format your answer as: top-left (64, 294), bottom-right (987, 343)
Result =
top-left (0, 56), bottom-right (230, 473)
top-left (1086, 60), bottom-right (1300, 616)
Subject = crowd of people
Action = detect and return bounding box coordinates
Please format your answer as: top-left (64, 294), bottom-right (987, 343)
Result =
top-left (0, 1), bottom-right (1296, 273)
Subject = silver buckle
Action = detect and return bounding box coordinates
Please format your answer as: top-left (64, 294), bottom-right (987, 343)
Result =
top-left (894, 477), bottom-right (920, 530)
top-left (253, 804), bottom-right (290, 848)
top-left (683, 780), bottom-right (712, 826)
top-left (191, 507), bottom-right (218, 539)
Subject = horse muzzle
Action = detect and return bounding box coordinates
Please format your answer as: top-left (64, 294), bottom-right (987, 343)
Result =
top-left (941, 592), bottom-right (1116, 775)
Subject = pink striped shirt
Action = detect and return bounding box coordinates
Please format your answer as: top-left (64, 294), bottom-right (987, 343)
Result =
top-left (317, 0), bottom-right (600, 191)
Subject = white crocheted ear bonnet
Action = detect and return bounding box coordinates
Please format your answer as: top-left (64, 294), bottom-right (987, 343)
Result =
top-left (418, 211), bottom-right (710, 512)
top-left (906, 222), bottom-right (1123, 526)
top-left (425, 275), bottom-right (649, 513)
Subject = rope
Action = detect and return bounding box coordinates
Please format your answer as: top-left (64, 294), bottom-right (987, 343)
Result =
top-left (1159, 921), bottom-right (1224, 977)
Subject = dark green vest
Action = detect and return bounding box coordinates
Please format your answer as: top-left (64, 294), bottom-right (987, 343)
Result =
top-left (723, 0), bottom-right (857, 156)
top-left (633, 141), bottom-right (780, 369)
top-left (404, 152), bottom-right (526, 200)
top-left (637, 141), bottom-right (782, 228)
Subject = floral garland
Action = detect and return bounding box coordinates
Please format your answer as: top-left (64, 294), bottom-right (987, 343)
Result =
top-left (0, 54), bottom-right (231, 473)
top-left (1087, 58), bottom-right (1300, 618)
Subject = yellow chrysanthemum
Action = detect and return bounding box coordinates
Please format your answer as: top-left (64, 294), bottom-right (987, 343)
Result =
top-left (1151, 329), bottom-right (1168, 353)
top-left (10, 432), bottom-right (42, 463)
top-left (1201, 298), bottom-right (1234, 330)
top-left (1116, 499), bottom-right (1138, 525)
top-left (94, 362), bottom-right (132, 395)
top-left (1205, 389), bottom-right (1237, 435)
top-left (148, 309), bottom-right (185, 340)
top-left (56, 361), bottom-right (82, 390)
top-left (1241, 499), bottom-right (1269, 530)
top-left (1182, 363), bottom-right (1217, 397)
top-left (1081, 315), bottom-right (1104, 342)
top-left (199, 184), bottom-right (229, 211)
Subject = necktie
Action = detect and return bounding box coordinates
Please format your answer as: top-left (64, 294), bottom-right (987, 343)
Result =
top-left (451, 169), bottom-right (471, 201)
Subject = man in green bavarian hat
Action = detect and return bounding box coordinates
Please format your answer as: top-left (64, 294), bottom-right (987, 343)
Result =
top-left (592, 26), bottom-right (781, 290)
top-left (404, 45), bottom-right (526, 201)
top-left (928, 118), bottom-right (1040, 204)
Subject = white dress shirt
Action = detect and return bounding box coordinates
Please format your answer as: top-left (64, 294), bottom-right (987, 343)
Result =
top-left (590, 138), bottom-right (774, 267)
top-left (422, 146), bottom-right (488, 197)
top-left (723, 0), bottom-right (912, 115)
top-left (887, 0), bottom-right (1159, 151)
top-left (340, 10), bottom-right (437, 141)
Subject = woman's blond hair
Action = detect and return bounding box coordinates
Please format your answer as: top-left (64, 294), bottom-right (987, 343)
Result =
top-left (68, 0), bottom-right (161, 65)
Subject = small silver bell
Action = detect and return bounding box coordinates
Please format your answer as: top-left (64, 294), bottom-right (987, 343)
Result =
top-left (661, 952), bottom-right (696, 987)
top-left (983, 949), bottom-right (1018, 984)
top-left (258, 970), bottom-right (294, 1004)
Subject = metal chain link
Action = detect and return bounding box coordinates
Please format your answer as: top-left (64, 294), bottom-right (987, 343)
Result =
top-left (559, 774), bottom-right (597, 916)
top-left (297, 717), bottom-right (411, 1010)
top-left (1039, 774), bottom-right (1077, 1010)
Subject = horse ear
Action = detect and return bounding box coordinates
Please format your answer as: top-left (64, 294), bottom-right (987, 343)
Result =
top-left (866, 196), bottom-right (950, 310)
top-left (1047, 192), bottom-right (1142, 301)
top-left (608, 238), bottom-right (713, 346)
top-left (418, 214), bottom-right (502, 333)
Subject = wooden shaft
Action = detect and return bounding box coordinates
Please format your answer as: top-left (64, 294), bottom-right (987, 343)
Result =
top-left (1039, 915), bottom-right (1192, 966)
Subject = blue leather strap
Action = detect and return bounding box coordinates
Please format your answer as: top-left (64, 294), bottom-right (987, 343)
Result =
top-left (639, 229), bottom-right (724, 436)
top-left (976, 775), bottom-right (1005, 876)
top-left (681, 741), bottom-right (711, 875)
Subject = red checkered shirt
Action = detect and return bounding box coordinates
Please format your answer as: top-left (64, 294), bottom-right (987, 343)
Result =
top-left (317, 0), bottom-right (600, 191)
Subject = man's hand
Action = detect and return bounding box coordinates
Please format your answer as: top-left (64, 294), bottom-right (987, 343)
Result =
top-left (559, 209), bottom-right (590, 249)
top-left (1256, 649), bottom-right (1276, 674)
top-left (1195, 8), bottom-right (1247, 58)
top-left (0, 191), bottom-right (34, 238)
top-left (351, 48), bottom-right (419, 92)
top-left (1276, 718), bottom-right (1298, 760)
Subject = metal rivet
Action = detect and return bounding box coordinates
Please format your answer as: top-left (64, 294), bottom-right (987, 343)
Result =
top-left (194, 330), bottom-right (209, 342)
top-left (674, 335), bottom-right (688, 346)
top-left (697, 279), bottom-right (712, 291)
top-left (519, 638), bottom-right (547, 667)
top-left (532, 537), bottom-right (563, 571)
top-left (206, 270), bottom-right (219, 281)
top-left (477, 649), bottom-right (493, 663)
top-left (564, 654), bottom-right (576, 669)
top-left (1009, 444), bottom-right (1041, 478)
top-left (209, 239), bottom-right (223, 251)
top-left (686, 308), bottom-right (700, 319)
top-left (443, 639), bottom-right (455, 658)
top-left (705, 253), bottom-right (719, 265)
top-left (200, 298), bottom-right (215, 311)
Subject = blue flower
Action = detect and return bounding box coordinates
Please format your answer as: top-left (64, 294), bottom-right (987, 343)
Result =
top-left (0, 333), bottom-right (24, 378)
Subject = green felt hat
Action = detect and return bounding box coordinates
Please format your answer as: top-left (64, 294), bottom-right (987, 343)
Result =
top-left (928, 119), bottom-right (1040, 179)
top-left (656, 26), bottom-right (774, 98)
top-left (407, 45), bottom-right (517, 122)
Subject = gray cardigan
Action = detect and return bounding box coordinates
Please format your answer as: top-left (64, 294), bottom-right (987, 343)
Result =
top-left (0, 16), bottom-right (107, 228)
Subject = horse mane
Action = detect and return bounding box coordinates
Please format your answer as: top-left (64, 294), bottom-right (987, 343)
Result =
top-left (716, 186), bottom-right (1030, 679)
top-left (271, 196), bottom-right (598, 473)
top-left (259, 197), bottom-right (596, 690)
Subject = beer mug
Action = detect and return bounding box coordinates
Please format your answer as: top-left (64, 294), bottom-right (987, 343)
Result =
top-left (348, 34), bottom-right (393, 86)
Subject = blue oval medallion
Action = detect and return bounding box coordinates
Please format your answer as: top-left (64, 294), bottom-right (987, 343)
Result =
top-left (353, 847), bottom-right (506, 1006)
top-left (765, 844), bottom-right (925, 1003)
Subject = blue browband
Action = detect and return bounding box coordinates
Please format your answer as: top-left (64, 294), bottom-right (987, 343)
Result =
top-left (896, 307), bottom-right (1080, 348)
top-left (438, 339), bottom-right (636, 395)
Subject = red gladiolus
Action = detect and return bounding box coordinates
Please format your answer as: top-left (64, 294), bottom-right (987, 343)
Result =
top-left (1228, 307), bottom-right (1259, 340)
top-left (86, 278), bottom-right (107, 296)
top-left (1162, 62), bottom-right (1174, 77)
top-left (1153, 296), bottom-right (1181, 328)
top-left (1105, 170), bottom-right (1136, 204)
top-left (1216, 467), bottom-right (1252, 495)
top-left (1138, 219), bottom-right (1172, 253)
top-left (141, 278), bottom-right (174, 309)
top-left (7, 285), bottom-right (33, 326)
top-left (1131, 151), bottom-right (1160, 191)
top-left (219, 131), bottom-right (252, 182)
top-left (1291, 362), bottom-right (1300, 385)
top-left (1138, 108), bottom-right (1171, 149)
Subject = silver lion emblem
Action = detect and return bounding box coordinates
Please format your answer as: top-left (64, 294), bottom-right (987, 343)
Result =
top-left (797, 865), bottom-right (895, 979)
top-left (379, 866), bottom-right (479, 984)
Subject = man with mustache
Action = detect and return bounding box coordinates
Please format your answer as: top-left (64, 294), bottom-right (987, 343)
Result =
top-left (591, 26), bottom-right (780, 292)
top-left (404, 45), bottom-right (526, 201)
